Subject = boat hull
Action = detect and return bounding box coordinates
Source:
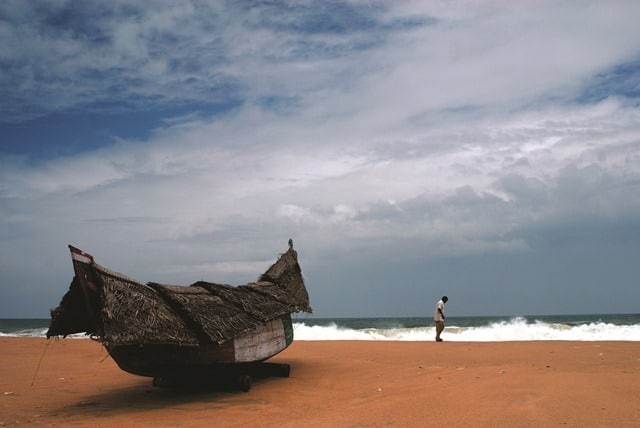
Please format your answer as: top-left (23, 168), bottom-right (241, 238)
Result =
top-left (106, 315), bottom-right (294, 378)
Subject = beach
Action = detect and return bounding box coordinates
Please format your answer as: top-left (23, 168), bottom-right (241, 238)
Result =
top-left (1, 338), bottom-right (638, 427)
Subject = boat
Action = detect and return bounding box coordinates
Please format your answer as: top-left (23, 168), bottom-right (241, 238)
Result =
top-left (47, 240), bottom-right (312, 390)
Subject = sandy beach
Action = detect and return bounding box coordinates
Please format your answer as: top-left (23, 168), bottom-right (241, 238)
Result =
top-left (1, 337), bottom-right (638, 427)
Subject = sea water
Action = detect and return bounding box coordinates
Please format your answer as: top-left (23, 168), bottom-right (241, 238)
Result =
top-left (2, 314), bottom-right (639, 341)
top-left (290, 314), bottom-right (640, 341)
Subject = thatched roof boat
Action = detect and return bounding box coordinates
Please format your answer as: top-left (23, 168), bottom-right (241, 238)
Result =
top-left (47, 241), bottom-right (312, 389)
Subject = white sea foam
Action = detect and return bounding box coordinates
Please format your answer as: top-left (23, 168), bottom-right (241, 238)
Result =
top-left (0, 329), bottom-right (86, 339)
top-left (292, 317), bottom-right (640, 341)
top-left (0, 328), bottom-right (50, 338)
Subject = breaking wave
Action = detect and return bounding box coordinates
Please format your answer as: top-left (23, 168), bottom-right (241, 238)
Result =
top-left (292, 316), bottom-right (640, 341)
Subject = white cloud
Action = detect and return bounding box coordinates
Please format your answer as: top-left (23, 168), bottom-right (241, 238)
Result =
top-left (1, 1), bottom-right (640, 316)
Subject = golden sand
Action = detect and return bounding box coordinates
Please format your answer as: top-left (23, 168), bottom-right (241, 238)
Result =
top-left (1, 338), bottom-right (639, 427)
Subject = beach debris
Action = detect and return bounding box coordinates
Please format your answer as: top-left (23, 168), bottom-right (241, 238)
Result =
top-left (3, 391), bottom-right (14, 395)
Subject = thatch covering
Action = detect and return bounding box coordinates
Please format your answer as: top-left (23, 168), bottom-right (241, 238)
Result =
top-left (47, 247), bottom-right (311, 347)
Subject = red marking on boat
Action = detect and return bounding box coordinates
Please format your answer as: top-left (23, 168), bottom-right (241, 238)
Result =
top-left (69, 246), bottom-right (94, 264)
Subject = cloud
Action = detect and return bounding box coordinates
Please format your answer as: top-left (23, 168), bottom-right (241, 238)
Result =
top-left (0, 0), bottom-right (435, 124)
top-left (1, 1), bottom-right (640, 317)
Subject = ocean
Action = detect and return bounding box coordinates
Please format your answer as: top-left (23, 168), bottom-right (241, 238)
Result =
top-left (2, 314), bottom-right (640, 341)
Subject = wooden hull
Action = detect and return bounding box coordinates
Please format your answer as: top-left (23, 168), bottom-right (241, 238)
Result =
top-left (107, 315), bottom-right (294, 378)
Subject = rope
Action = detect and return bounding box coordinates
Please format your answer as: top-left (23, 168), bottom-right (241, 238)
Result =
top-left (31, 339), bottom-right (51, 387)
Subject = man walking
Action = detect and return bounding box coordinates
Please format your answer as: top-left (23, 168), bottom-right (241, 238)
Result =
top-left (434, 296), bottom-right (448, 342)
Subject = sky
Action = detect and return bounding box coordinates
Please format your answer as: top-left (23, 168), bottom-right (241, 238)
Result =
top-left (1, 1), bottom-right (640, 319)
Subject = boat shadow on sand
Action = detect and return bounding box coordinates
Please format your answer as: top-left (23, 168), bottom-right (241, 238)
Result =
top-left (49, 360), bottom-right (309, 419)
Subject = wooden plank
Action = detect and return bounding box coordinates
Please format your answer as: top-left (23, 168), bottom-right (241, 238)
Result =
top-left (233, 318), bottom-right (287, 362)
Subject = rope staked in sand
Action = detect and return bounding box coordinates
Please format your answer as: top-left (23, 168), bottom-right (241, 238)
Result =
top-left (30, 339), bottom-right (50, 387)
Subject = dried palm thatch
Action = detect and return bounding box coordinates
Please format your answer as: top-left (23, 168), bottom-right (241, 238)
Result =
top-left (47, 247), bottom-right (311, 347)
